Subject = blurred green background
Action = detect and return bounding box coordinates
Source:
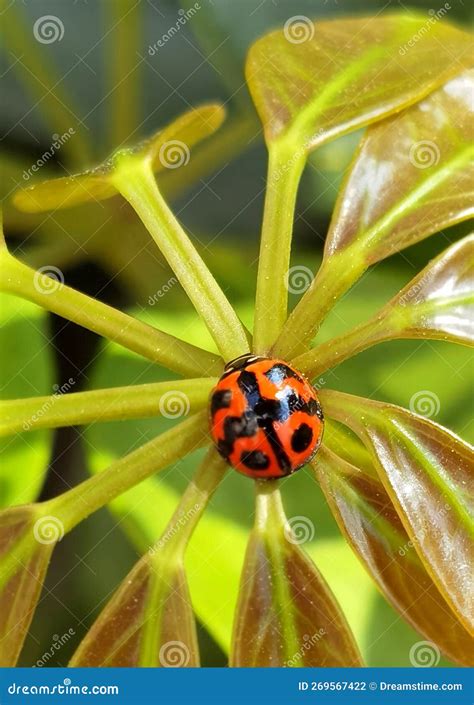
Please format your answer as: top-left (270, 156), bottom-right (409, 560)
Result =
top-left (1, 0), bottom-right (472, 667)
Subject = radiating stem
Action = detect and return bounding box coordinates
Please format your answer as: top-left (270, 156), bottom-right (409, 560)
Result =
top-left (105, 0), bottom-right (141, 150)
top-left (254, 481), bottom-right (302, 665)
top-left (46, 411), bottom-right (209, 533)
top-left (112, 158), bottom-right (249, 361)
top-left (152, 448), bottom-right (227, 556)
top-left (272, 246), bottom-right (365, 360)
top-left (253, 140), bottom-right (306, 354)
top-left (0, 250), bottom-right (222, 378)
top-left (0, 378), bottom-right (215, 436)
top-left (293, 314), bottom-right (390, 378)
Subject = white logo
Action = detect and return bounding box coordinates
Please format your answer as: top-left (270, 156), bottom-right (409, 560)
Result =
top-left (158, 140), bottom-right (190, 169)
top-left (409, 640), bottom-right (440, 667)
top-left (34, 266), bottom-right (64, 294)
top-left (409, 140), bottom-right (440, 169)
top-left (284, 516), bottom-right (315, 545)
top-left (159, 640), bottom-right (190, 667)
top-left (33, 16), bottom-right (64, 44)
top-left (33, 516), bottom-right (64, 544)
top-left (159, 391), bottom-right (190, 419)
top-left (409, 391), bottom-right (440, 419)
top-left (284, 16), bottom-right (315, 44)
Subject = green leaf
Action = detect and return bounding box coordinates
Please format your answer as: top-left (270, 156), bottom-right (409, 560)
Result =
top-left (314, 446), bottom-right (473, 665)
top-left (0, 506), bottom-right (59, 665)
top-left (246, 14), bottom-right (473, 152)
top-left (275, 69), bottom-right (474, 359)
top-left (320, 389), bottom-right (474, 633)
top-left (12, 105), bottom-right (226, 213)
top-left (295, 234), bottom-right (474, 378)
top-left (0, 294), bottom-right (53, 506)
top-left (230, 484), bottom-right (363, 666)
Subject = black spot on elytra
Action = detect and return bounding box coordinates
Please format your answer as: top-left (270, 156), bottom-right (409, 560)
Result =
top-left (265, 363), bottom-right (304, 385)
top-left (240, 450), bottom-right (270, 470)
top-left (217, 412), bottom-right (258, 458)
top-left (210, 389), bottom-right (232, 416)
top-left (237, 370), bottom-right (261, 408)
top-left (291, 423), bottom-right (313, 453)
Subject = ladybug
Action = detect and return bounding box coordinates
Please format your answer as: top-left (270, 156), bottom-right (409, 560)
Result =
top-left (209, 353), bottom-right (324, 479)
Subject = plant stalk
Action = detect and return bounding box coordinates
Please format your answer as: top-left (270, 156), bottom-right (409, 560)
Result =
top-left (272, 247), bottom-right (365, 360)
top-left (0, 378), bottom-right (215, 436)
top-left (46, 411), bottom-right (209, 533)
top-left (112, 159), bottom-right (249, 361)
top-left (0, 250), bottom-right (222, 378)
top-left (253, 140), bottom-right (306, 354)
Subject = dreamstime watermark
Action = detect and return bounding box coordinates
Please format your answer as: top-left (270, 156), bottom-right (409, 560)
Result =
top-left (33, 15), bottom-right (64, 44)
top-left (285, 265), bottom-right (314, 295)
top-left (33, 265), bottom-right (65, 294)
top-left (158, 390), bottom-right (190, 419)
top-left (23, 129), bottom-right (75, 181)
top-left (284, 516), bottom-right (315, 545)
top-left (33, 515), bottom-right (65, 544)
top-left (399, 4), bottom-right (451, 55)
top-left (159, 640), bottom-right (190, 667)
top-left (23, 378), bottom-right (76, 431)
top-left (148, 4), bottom-right (201, 55)
top-left (158, 140), bottom-right (190, 169)
top-left (398, 269), bottom-right (435, 306)
top-left (409, 390), bottom-right (440, 418)
top-left (148, 276), bottom-right (178, 305)
top-left (409, 640), bottom-right (441, 667)
top-left (149, 503), bottom-right (200, 555)
top-left (398, 503), bottom-right (450, 556)
top-left (284, 15), bottom-right (315, 44)
top-left (284, 630), bottom-right (327, 666)
top-left (409, 140), bottom-right (440, 169)
top-left (34, 629), bottom-right (76, 667)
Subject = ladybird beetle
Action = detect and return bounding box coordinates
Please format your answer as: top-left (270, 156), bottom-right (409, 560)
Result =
top-left (209, 353), bottom-right (324, 479)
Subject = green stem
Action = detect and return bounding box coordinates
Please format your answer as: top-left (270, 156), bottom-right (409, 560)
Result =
top-left (0, 250), bottom-right (222, 378)
top-left (0, 378), bottom-right (215, 436)
top-left (4, 4), bottom-right (93, 166)
top-left (112, 157), bottom-right (249, 360)
top-left (105, 0), bottom-right (141, 151)
top-left (272, 246), bottom-right (365, 360)
top-left (140, 448), bottom-right (226, 666)
top-left (112, 158), bottom-right (249, 361)
top-left (293, 315), bottom-right (390, 379)
top-left (253, 140), bottom-right (306, 354)
top-left (46, 410), bottom-right (209, 533)
top-left (153, 448), bottom-right (227, 556)
top-left (254, 481), bottom-right (303, 666)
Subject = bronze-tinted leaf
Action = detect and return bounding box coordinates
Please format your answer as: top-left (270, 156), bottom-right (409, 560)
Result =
top-left (246, 15), bottom-right (473, 151)
top-left (12, 105), bottom-right (225, 213)
top-left (314, 446), bottom-right (474, 665)
top-left (230, 484), bottom-right (362, 666)
top-left (325, 71), bottom-right (474, 264)
top-left (0, 507), bottom-right (57, 666)
top-left (70, 449), bottom-right (226, 666)
top-left (295, 234), bottom-right (474, 378)
top-left (70, 554), bottom-right (199, 667)
top-left (320, 389), bottom-right (474, 633)
top-left (275, 70), bottom-right (474, 359)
